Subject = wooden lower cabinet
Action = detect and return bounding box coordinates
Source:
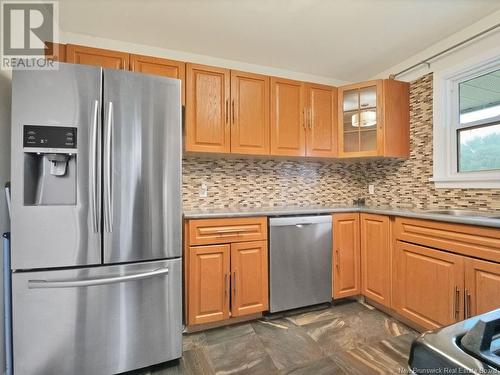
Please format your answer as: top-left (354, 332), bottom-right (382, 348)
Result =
top-left (186, 230), bottom-right (269, 326)
top-left (360, 214), bottom-right (391, 307)
top-left (230, 241), bottom-right (269, 317)
top-left (188, 245), bottom-right (230, 326)
top-left (465, 258), bottom-right (500, 317)
top-left (393, 241), bottom-right (464, 330)
top-left (333, 213), bottom-right (361, 298)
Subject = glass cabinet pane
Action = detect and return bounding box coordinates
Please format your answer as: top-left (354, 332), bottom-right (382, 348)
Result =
top-left (357, 110), bottom-right (377, 129)
top-left (344, 132), bottom-right (359, 153)
top-left (343, 90), bottom-right (359, 112)
top-left (341, 84), bottom-right (380, 154)
top-left (360, 86), bottom-right (377, 109)
top-left (360, 130), bottom-right (377, 152)
top-left (343, 111), bottom-right (359, 132)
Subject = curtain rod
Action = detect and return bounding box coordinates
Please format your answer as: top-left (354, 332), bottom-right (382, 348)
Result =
top-left (390, 22), bottom-right (500, 79)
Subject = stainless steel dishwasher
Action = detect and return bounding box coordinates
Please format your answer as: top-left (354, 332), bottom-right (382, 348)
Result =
top-left (269, 215), bottom-right (332, 313)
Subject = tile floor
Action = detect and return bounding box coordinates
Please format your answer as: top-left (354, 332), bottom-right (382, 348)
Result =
top-left (132, 300), bottom-right (419, 375)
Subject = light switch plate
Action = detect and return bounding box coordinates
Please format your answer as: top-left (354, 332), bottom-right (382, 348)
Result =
top-left (368, 184), bottom-right (375, 195)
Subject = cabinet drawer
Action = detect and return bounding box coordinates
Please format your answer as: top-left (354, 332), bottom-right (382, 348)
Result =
top-left (394, 217), bottom-right (500, 263)
top-left (187, 217), bottom-right (268, 246)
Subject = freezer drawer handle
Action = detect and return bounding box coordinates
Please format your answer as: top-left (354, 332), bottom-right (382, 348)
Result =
top-left (28, 267), bottom-right (169, 289)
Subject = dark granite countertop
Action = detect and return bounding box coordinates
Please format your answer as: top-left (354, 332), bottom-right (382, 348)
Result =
top-left (183, 205), bottom-right (500, 228)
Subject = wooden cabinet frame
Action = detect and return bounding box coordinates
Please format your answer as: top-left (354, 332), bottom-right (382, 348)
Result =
top-left (270, 77), bottom-right (306, 156)
top-left (130, 54), bottom-right (186, 104)
top-left (230, 71), bottom-right (270, 155)
top-left (393, 216), bottom-right (500, 329)
top-left (187, 244), bottom-right (230, 325)
top-left (360, 213), bottom-right (391, 307)
top-left (338, 79), bottom-right (409, 158)
top-left (66, 44), bottom-right (130, 70)
top-left (185, 218), bottom-right (269, 327)
top-left (58, 42), bottom-right (410, 159)
top-left (304, 83), bottom-right (338, 157)
top-left (333, 213), bottom-right (361, 298)
top-left (185, 63), bottom-right (231, 153)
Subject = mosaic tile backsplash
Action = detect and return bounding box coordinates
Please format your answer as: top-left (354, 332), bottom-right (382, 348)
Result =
top-left (182, 158), bottom-right (364, 209)
top-left (182, 73), bottom-right (500, 212)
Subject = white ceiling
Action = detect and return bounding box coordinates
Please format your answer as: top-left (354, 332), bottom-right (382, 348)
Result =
top-left (58, 0), bottom-right (500, 82)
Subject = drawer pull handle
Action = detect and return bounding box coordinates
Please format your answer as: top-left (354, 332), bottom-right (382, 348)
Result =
top-left (199, 226), bottom-right (257, 235)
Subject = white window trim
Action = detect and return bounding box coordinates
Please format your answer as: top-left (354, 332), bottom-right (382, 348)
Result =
top-left (432, 50), bottom-right (500, 189)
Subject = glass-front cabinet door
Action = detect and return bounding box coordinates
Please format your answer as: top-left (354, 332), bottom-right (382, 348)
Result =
top-left (339, 81), bottom-right (382, 156)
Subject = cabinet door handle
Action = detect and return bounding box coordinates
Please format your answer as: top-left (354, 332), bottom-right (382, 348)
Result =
top-left (225, 99), bottom-right (229, 124)
top-left (232, 271), bottom-right (237, 297)
top-left (224, 273), bottom-right (228, 300)
top-left (336, 249), bottom-right (340, 271)
top-left (302, 108), bottom-right (306, 129)
top-left (454, 286), bottom-right (460, 320)
top-left (309, 108), bottom-right (313, 129)
top-left (465, 289), bottom-right (471, 318)
top-left (232, 99), bottom-right (235, 124)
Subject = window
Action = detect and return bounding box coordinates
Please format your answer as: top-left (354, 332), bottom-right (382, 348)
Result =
top-left (433, 53), bottom-right (500, 188)
top-left (457, 70), bottom-right (500, 173)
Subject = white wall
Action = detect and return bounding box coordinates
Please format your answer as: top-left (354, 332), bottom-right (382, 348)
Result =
top-left (0, 68), bottom-right (12, 374)
top-left (372, 9), bottom-right (500, 81)
top-left (61, 31), bottom-right (350, 86)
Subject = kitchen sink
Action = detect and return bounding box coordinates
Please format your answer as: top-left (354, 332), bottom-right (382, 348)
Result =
top-left (424, 209), bottom-right (500, 218)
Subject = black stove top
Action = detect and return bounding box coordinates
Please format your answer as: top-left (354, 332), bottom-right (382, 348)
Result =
top-left (409, 309), bottom-right (500, 374)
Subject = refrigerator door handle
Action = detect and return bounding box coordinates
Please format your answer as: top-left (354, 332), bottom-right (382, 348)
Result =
top-left (90, 100), bottom-right (100, 233)
top-left (27, 267), bottom-right (169, 289)
top-left (104, 101), bottom-right (114, 233)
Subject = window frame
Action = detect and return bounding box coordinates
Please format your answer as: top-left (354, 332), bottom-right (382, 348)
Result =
top-left (433, 52), bottom-right (500, 189)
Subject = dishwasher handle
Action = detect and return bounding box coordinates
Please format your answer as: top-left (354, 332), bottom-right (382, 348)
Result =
top-left (269, 215), bottom-right (332, 227)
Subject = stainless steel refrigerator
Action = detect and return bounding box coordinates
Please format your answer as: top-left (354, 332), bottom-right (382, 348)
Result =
top-left (10, 62), bottom-right (182, 375)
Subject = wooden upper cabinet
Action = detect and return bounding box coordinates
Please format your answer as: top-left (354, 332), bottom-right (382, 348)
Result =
top-left (188, 245), bottom-right (230, 325)
top-left (270, 77), bottom-right (306, 156)
top-left (44, 42), bottom-right (66, 62)
top-left (130, 54), bottom-right (186, 104)
top-left (465, 258), bottom-right (500, 318)
top-left (338, 79), bottom-right (409, 158)
top-left (360, 214), bottom-right (391, 307)
top-left (185, 63), bottom-right (231, 153)
top-left (305, 83), bottom-right (338, 157)
top-left (230, 241), bottom-right (269, 317)
top-left (333, 213), bottom-right (361, 298)
top-left (393, 241), bottom-right (464, 330)
top-left (66, 44), bottom-right (129, 70)
top-left (230, 71), bottom-right (270, 155)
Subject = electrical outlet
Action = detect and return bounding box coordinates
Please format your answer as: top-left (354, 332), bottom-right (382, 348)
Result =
top-left (199, 183), bottom-right (208, 198)
top-left (368, 184), bottom-right (375, 195)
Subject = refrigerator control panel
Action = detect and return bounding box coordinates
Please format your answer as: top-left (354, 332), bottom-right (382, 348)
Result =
top-left (23, 125), bottom-right (77, 149)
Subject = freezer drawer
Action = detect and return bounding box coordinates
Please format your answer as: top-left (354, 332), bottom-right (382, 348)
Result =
top-left (12, 258), bottom-right (182, 375)
top-left (269, 215), bottom-right (332, 313)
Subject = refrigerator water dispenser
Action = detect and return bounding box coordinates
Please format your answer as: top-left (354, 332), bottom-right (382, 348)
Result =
top-left (22, 125), bottom-right (77, 206)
